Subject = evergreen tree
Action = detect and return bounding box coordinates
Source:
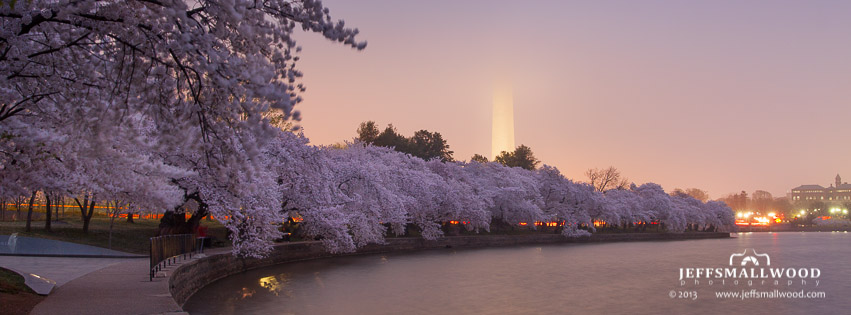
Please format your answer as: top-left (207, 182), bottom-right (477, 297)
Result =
top-left (494, 145), bottom-right (540, 170)
top-left (355, 122), bottom-right (454, 161)
top-left (470, 154), bottom-right (489, 163)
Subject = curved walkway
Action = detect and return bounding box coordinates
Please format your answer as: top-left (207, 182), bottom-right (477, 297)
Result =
top-left (29, 257), bottom-right (198, 315)
top-left (0, 256), bottom-right (131, 294)
top-left (31, 247), bottom-right (232, 315)
top-left (0, 236), bottom-right (145, 295)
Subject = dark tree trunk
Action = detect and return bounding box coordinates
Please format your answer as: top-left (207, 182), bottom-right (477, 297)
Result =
top-left (15, 197), bottom-right (23, 221)
top-left (25, 191), bottom-right (36, 232)
top-left (53, 194), bottom-right (60, 222)
top-left (84, 199), bottom-right (95, 233)
top-left (44, 193), bottom-right (52, 232)
top-left (108, 200), bottom-right (121, 249)
top-left (75, 194), bottom-right (97, 234)
top-left (126, 211), bottom-right (134, 223)
top-left (158, 191), bottom-right (208, 236)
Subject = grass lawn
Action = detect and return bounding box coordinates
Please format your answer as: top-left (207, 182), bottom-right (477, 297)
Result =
top-left (0, 212), bottom-right (231, 255)
top-left (0, 267), bottom-right (44, 315)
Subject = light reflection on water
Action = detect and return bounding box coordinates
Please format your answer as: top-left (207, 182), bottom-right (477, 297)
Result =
top-left (184, 232), bottom-right (851, 314)
top-left (258, 273), bottom-right (291, 297)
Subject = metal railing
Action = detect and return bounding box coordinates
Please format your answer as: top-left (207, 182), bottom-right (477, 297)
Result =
top-left (150, 234), bottom-right (197, 281)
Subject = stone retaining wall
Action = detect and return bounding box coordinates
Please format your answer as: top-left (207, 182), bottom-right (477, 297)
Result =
top-left (170, 232), bottom-right (730, 307)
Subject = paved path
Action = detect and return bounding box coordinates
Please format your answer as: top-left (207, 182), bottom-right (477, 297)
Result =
top-left (0, 256), bottom-right (130, 288)
top-left (0, 234), bottom-right (218, 314)
top-left (31, 248), bottom-right (232, 315)
top-left (30, 259), bottom-right (188, 315)
top-left (0, 235), bottom-right (145, 294)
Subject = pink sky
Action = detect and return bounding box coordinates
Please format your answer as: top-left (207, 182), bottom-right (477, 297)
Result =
top-left (291, 0), bottom-right (851, 199)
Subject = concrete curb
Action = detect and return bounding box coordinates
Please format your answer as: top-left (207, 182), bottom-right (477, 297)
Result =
top-left (4, 267), bottom-right (56, 295)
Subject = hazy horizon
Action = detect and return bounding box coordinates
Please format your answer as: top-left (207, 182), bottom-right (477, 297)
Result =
top-left (291, 0), bottom-right (851, 199)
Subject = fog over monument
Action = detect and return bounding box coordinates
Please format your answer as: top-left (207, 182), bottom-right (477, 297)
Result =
top-left (491, 81), bottom-right (515, 160)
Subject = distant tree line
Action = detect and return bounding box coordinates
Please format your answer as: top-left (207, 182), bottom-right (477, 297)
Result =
top-left (357, 121), bottom-right (542, 170)
top-left (357, 121), bottom-right (454, 162)
top-left (718, 190), bottom-right (801, 219)
top-left (470, 145), bottom-right (540, 171)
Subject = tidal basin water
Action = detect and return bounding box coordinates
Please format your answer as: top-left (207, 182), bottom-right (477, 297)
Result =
top-left (184, 232), bottom-right (851, 314)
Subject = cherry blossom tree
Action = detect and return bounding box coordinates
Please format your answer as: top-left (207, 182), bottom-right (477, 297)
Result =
top-left (535, 165), bottom-right (592, 236)
top-left (703, 200), bottom-right (736, 231)
top-left (603, 188), bottom-right (643, 228)
top-left (461, 162), bottom-right (544, 228)
top-left (632, 183), bottom-right (685, 232)
top-left (1, 0), bottom-right (366, 253)
top-left (671, 192), bottom-right (705, 231)
top-left (1, 0), bottom-right (366, 215)
top-left (1, 0), bottom-right (365, 123)
top-left (424, 160), bottom-right (490, 233)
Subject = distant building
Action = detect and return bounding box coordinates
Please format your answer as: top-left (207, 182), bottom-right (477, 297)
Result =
top-left (790, 174), bottom-right (851, 204)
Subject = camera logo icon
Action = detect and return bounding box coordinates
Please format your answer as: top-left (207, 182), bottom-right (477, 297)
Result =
top-left (729, 248), bottom-right (770, 266)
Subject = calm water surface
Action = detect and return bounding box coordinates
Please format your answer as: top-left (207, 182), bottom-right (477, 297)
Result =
top-left (184, 232), bottom-right (851, 314)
